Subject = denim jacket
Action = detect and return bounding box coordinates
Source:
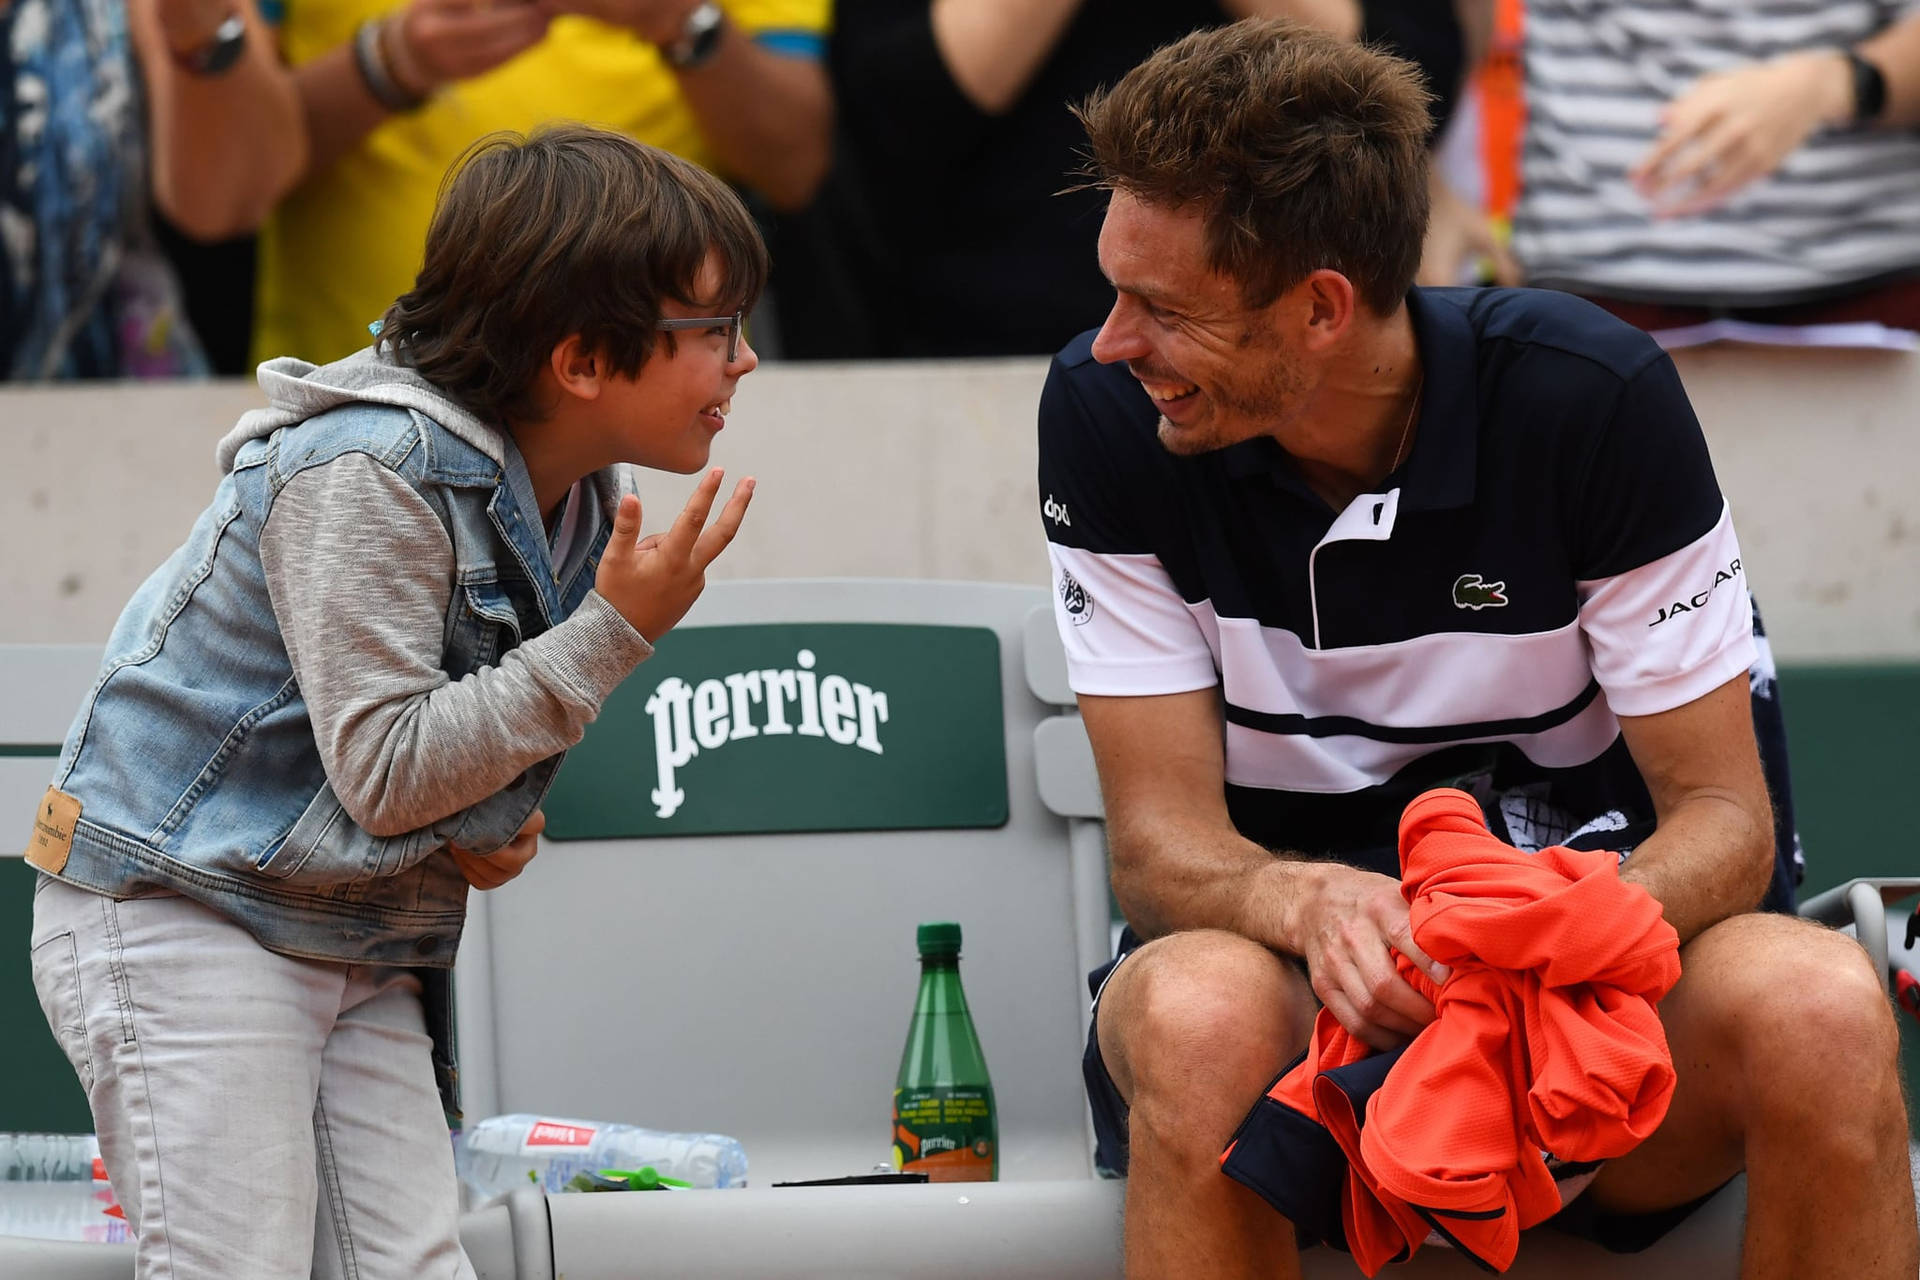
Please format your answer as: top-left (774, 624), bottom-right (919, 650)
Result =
top-left (42, 349), bottom-right (648, 1115)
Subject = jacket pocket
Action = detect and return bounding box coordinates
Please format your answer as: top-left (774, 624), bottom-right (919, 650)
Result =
top-left (254, 781), bottom-right (431, 887)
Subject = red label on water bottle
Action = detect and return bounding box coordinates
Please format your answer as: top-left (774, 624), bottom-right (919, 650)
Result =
top-left (525, 1121), bottom-right (597, 1149)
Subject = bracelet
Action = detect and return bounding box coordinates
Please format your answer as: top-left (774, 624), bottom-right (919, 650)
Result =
top-left (352, 17), bottom-right (428, 112)
top-left (1845, 47), bottom-right (1888, 124)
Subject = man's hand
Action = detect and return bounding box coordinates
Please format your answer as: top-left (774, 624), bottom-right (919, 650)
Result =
top-left (1289, 862), bottom-right (1451, 1051)
top-left (1632, 51), bottom-right (1854, 216)
top-left (538, 0), bottom-right (699, 46)
top-left (386, 0), bottom-right (554, 97)
top-left (595, 470), bottom-right (754, 643)
top-left (450, 809), bottom-right (545, 890)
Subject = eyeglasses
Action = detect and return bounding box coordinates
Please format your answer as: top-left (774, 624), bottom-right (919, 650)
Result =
top-left (657, 310), bottom-right (744, 363)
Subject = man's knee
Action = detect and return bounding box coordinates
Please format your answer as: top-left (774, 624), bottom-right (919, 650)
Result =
top-left (1099, 930), bottom-right (1314, 1107)
top-left (1684, 914), bottom-right (1903, 1114)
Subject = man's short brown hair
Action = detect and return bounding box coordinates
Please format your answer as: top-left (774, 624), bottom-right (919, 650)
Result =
top-left (379, 125), bottom-right (769, 424)
top-left (1075, 19), bottom-right (1432, 315)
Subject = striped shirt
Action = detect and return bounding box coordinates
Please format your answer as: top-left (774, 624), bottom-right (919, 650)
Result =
top-left (1513, 0), bottom-right (1920, 306)
top-left (1038, 288), bottom-right (1756, 873)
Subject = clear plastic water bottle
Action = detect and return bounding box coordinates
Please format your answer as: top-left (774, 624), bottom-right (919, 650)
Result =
top-left (453, 1115), bottom-right (748, 1197)
top-left (0, 1183), bottom-right (131, 1243)
top-left (0, 1133), bottom-right (100, 1182)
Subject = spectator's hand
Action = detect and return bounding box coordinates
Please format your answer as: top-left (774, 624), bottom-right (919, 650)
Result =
top-left (538, 0), bottom-right (701, 46)
top-left (1292, 863), bottom-right (1450, 1051)
top-left (595, 470), bottom-right (754, 643)
top-left (386, 0), bottom-right (554, 96)
top-left (449, 810), bottom-right (545, 890)
top-left (1632, 50), bottom-right (1854, 216)
top-left (1418, 169), bottom-right (1521, 287)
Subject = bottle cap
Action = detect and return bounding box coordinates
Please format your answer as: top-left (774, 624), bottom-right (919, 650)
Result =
top-left (917, 921), bottom-right (962, 957)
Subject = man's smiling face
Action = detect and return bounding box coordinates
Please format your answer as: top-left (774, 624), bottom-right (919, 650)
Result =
top-left (1090, 190), bottom-right (1314, 457)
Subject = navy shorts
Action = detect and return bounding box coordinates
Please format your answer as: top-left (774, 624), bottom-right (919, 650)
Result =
top-left (1081, 931), bottom-right (1726, 1255)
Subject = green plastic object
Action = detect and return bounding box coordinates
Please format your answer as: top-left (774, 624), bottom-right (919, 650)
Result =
top-left (607, 1166), bottom-right (691, 1190)
top-left (565, 1165), bottom-right (691, 1192)
top-left (916, 922), bottom-right (962, 957)
top-left (891, 921), bottom-right (997, 1182)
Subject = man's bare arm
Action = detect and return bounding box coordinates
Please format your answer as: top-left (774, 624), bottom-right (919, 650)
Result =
top-left (1081, 688), bottom-right (1281, 942)
top-left (1615, 673), bottom-right (1775, 943)
top-left (928, 0), bottom-right (1085, 116)
top-left (1080, 688), bottom-right (1447, 1049)
top-left (672, 28), bottom-right (833, 212)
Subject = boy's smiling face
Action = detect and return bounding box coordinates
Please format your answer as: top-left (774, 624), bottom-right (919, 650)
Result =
top-left (513, 251), bottom-right (761, 519)
top-left (598, 253), bottom-right (759, 475)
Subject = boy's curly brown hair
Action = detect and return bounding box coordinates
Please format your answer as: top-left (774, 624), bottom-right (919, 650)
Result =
top-left (378, 124), bottom-right (768, 424)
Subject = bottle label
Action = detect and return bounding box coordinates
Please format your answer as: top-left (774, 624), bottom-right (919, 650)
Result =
top-left (892, 1086), bottom-right (995, 1182)
top-left (523, 1120), bottom-right (597, 1150)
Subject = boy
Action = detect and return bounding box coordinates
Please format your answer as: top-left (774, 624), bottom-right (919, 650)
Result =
top-left (25, 125), bottom-right (761, 1278)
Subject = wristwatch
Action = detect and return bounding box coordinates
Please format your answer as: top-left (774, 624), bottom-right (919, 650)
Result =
top-left (1845, 47), bottom-right (1888, 124)
top-left (171, 11), bottom-right (247, 77)
top-left (665, 2), bottom-right (726, 70)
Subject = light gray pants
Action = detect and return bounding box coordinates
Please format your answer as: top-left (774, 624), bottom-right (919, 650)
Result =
top-left (29, 875), bottom-right (474, 1280)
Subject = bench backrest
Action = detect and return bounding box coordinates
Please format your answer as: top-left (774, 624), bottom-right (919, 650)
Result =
top-left (457, 580), bottom-right (1099, 1185)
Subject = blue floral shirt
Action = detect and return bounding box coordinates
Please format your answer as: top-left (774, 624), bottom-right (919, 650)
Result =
top-left (1, 0), bottom-right (205, 379)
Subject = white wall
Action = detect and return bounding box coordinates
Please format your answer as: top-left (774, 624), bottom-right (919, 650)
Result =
top-left (2, 346), bottom-right (1915, 660)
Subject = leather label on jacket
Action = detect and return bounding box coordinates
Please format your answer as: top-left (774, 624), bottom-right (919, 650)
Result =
top-left (25, 788), bottom-right (81, 874)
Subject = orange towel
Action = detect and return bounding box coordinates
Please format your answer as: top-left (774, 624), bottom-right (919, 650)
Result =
top-left (1221, 788), bottom-right (1680, 1274)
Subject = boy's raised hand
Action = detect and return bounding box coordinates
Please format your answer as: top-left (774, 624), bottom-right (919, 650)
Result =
top-left (595, 470), bottom-right (754, 644)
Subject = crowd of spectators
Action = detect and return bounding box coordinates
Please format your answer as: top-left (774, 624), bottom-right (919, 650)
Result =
top-left (3, 0), bottom-right (1919, 380)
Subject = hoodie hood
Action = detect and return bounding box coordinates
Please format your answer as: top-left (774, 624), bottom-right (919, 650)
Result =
top-left (217, 346), bottom-right (509, 474)
top-left (217, 345), bottom-right (638, 520)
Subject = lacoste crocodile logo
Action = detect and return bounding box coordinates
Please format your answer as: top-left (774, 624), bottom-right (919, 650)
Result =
top-left (1453, 574), bottom-right (1508, 610)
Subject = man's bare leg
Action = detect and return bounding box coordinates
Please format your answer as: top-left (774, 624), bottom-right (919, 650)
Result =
top-left (1097, 929), bottom-right (1319, 1279)
top-left (1583, 912), bottom-right (1916, 1278)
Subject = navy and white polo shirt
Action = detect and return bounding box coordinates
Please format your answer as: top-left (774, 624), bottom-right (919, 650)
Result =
top-left (1038, 286), bottom-right (1755, 874)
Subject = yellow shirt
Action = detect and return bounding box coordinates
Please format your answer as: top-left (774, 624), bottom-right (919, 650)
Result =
top-left (254, 0), bottom-right (827, 365)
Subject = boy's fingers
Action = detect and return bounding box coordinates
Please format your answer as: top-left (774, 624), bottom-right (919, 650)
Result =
top-left (666, 469), bottom-right (724, 558)
top-left (611, 493), bottom-right (642, 546)
top-left (693, 478), bottom-right (755, 567)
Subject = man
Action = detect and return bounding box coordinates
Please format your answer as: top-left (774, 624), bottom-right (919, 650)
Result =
top-left (1037, 20), bottom-right (1916, 1279)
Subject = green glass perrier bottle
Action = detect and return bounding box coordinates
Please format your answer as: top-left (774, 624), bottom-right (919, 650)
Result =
top-left (891, 921), bottom-right (997, 1181)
